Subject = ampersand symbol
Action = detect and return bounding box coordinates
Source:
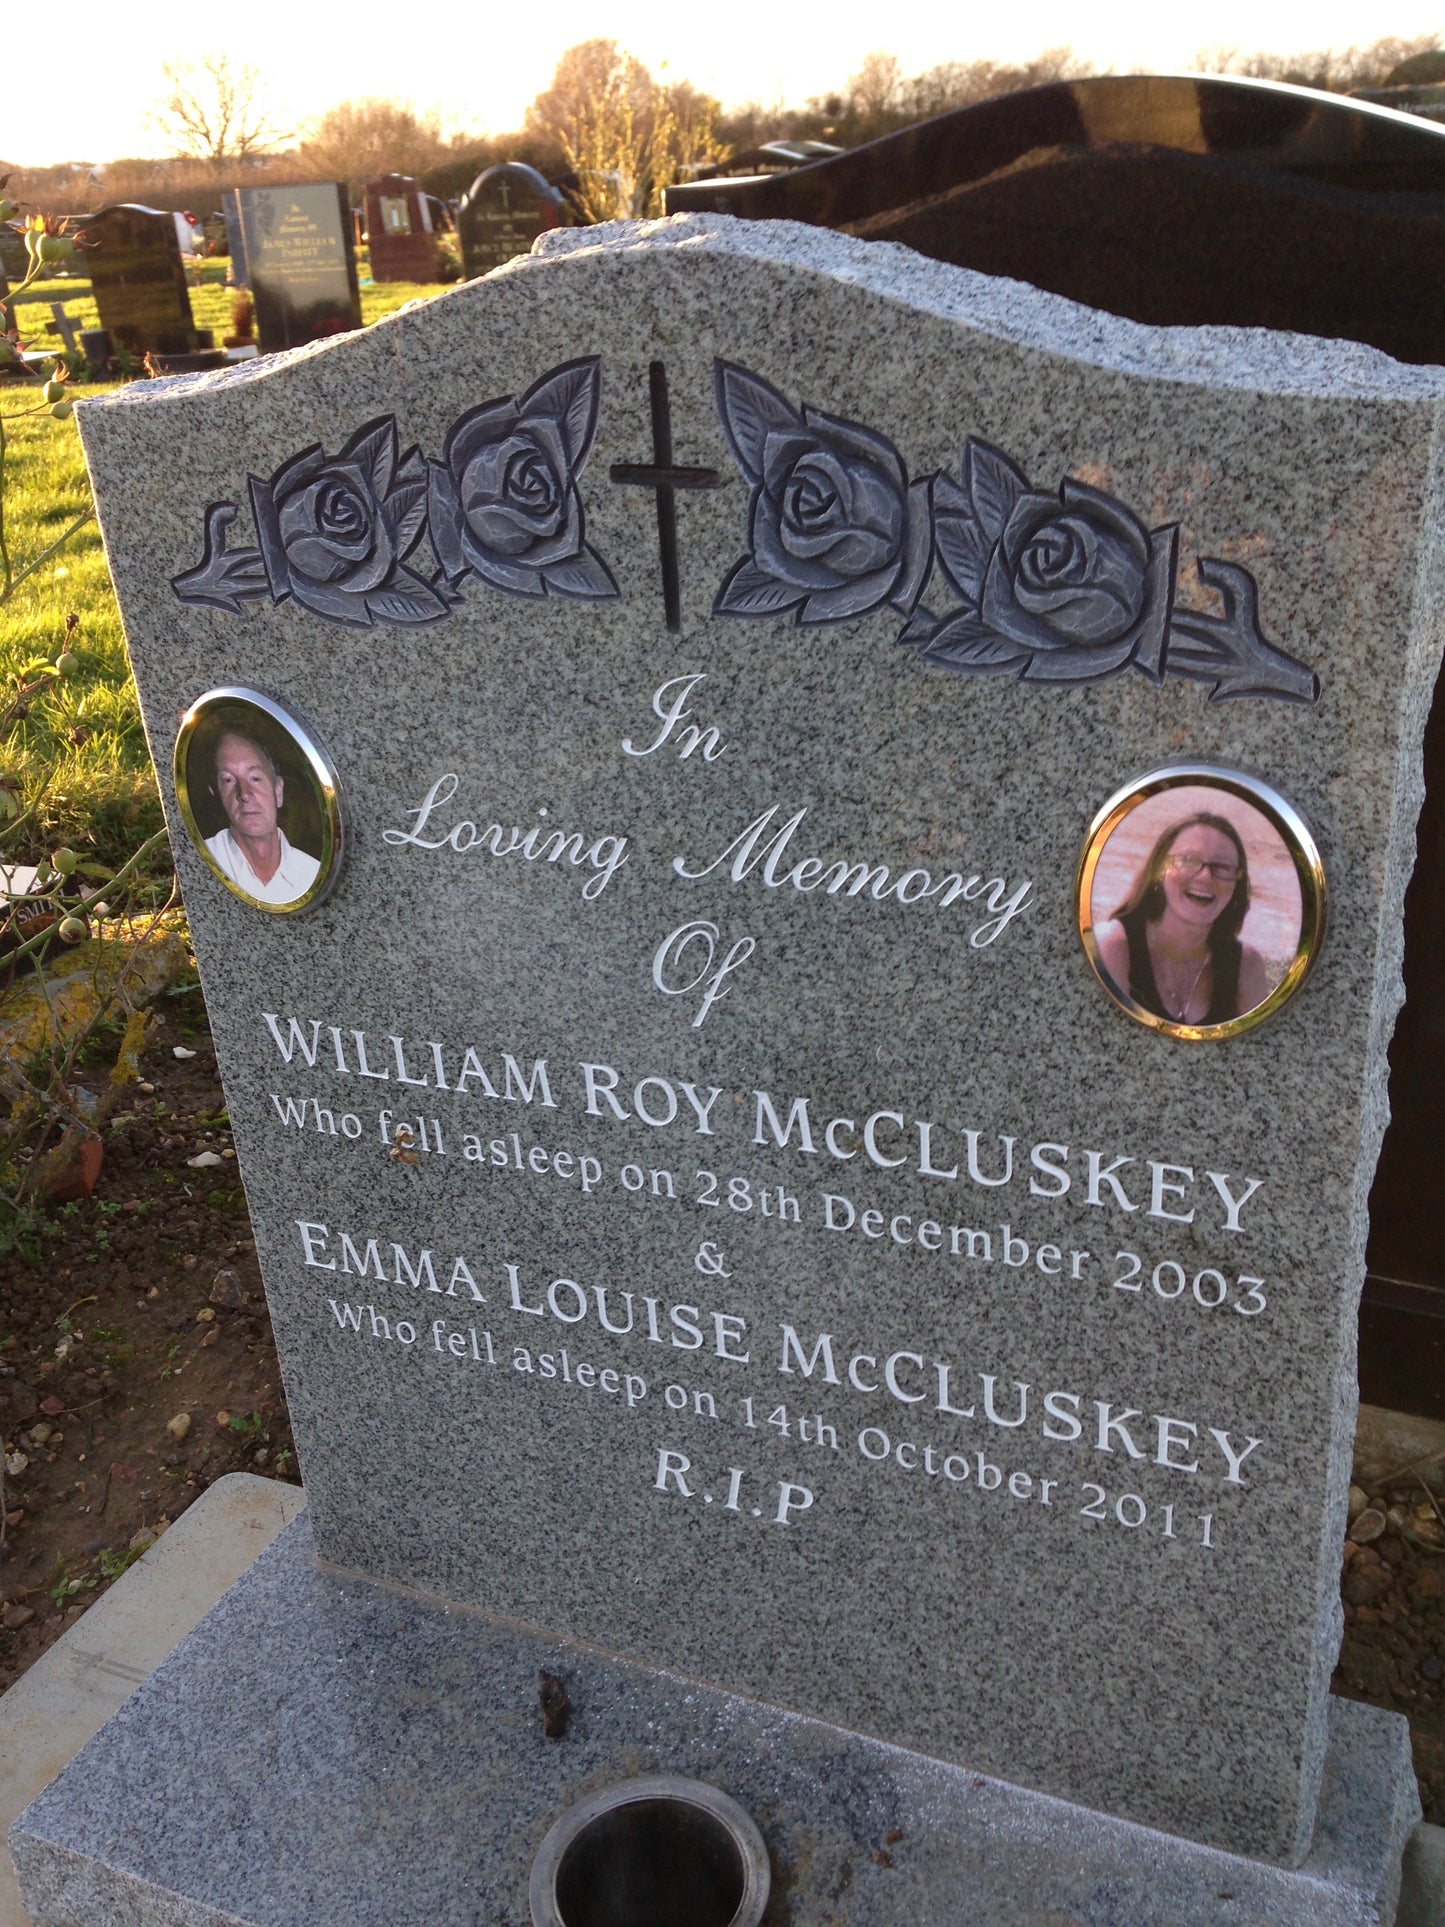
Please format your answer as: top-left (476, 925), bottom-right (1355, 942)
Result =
top-left (694, 1241), bottom-right (731, 1277)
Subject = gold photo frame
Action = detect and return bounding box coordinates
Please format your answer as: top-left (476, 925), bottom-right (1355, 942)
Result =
top-left (173, 688), bottom-right (342, 916)
top-left (1077, 765), bottom-right (1326, 1041)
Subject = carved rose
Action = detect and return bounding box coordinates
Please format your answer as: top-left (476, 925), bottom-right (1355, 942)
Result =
top-left (920, 440), bottom-right (1175, 684)
top-left (713, 363), bottom-right (931, 624)
top-left (248, 418), bottom-right (446, 628)
top-left (983, 484), bottom-right (1151, 656)
top-left (428, 359), bottom-right (616, 599)
top-left (279, 468), bottom-right (390, 588)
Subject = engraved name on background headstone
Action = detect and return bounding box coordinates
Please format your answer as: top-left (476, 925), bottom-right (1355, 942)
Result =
top-left (227, 182), bottom-right (362, 354)
top-left (20, 216), bottom-right (1445, 1914)
top-left (457, 161), bottom-right (569, 278)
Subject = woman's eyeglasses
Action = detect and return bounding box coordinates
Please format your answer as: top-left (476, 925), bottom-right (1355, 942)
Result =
top-left (1166, 853), bottom-right (1240, 884)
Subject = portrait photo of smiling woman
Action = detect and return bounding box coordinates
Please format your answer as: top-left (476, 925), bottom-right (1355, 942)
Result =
top-left (174, 689), bottom-right (342, 915)
top-left (1078, 769), bottom-right (1324, 1039)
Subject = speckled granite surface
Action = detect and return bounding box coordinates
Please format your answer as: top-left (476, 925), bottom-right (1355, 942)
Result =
top-left (55, 216), bottom-right (1445, 1873)
top-left (6, 1512), bottom-right (1424, 1927)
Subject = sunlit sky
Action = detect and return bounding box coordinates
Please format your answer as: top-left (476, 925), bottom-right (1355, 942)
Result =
top-left (10, 0), bottom-right (1442, 165)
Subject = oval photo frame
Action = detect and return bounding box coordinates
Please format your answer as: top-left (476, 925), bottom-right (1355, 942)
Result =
top-left (174, 688), bottom-right (343, 916)
top-left (1077, 765), bottom-right (1325, 1041)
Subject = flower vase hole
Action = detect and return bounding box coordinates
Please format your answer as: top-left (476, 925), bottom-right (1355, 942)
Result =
top-left (529, 1777), bottom-right (770, 1927)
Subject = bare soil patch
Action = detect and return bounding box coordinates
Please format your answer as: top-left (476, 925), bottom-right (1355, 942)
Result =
top-left (0, 987), bottom-right (297, 1692)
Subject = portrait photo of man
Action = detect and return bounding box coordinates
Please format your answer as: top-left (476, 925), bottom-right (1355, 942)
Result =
top-left (176, 691), bottom-right (339, 915)
top-left (204, 729), bottom-right (321, 907)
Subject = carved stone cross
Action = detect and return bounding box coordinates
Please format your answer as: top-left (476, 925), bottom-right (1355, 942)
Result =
top-left (609, 360), bottom-right (725, 633)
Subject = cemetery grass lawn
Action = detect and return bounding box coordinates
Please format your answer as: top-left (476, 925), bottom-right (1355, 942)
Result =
top-left (10, 265), bottom-right (448, 347)
top-left (0, 387), bottom-right (158, 867)
top-left (0, 987), bottom-right (300, 1689)
top-left (1, 273), bottom-right (448, 869)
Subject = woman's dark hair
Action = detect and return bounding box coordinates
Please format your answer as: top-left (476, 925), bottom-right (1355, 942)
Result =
top-left (1114, 812), bottom-right (1251, 951)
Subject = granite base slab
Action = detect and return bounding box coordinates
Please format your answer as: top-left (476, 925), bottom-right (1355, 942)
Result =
top-left (9, 1513), bottom-right (1421, 1927)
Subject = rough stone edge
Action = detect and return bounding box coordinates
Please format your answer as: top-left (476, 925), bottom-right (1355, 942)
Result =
top-left (1399, 1824), bottom-right (1445, 1927)
top-left (1335, 1698), bottom-right (1426, 1925)
top-left (528, 214), bottom-right (1445, 398)
top-left (74, 213), bottom-right (1445, 435)
top-left (8, 1834), bottom-right (249, 1927)
top-left (1292, 363), bottom-right (1445, 1873)
top-left (1321, 403), bottom-right (1445, 1885)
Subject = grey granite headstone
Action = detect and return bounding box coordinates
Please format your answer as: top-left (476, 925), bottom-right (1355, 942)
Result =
top-left (16, 215), bottom-right (1444, 1918)
top-left (221, 198), bottom-right (249, 290)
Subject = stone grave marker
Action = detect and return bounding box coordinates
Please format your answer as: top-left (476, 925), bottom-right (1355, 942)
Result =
top-left (11, 215), bottom-right (1442, 1925)
top-left (669, 73), bottom-right (1445, 1415)
top-left (0, 220), bottom-right (28, 289)
top-left (222, 196), bottom-right (249, 289)
top-left (457, 160), bottom-right (568, 277)
top-left (666, 74), bottom-right (1445, 367)
top-left (227, 181), bottom-right (361, 354)
top-left (363, 171), bottom-right (445, 282)
top-left (78, 203), bottom-right (202, 358)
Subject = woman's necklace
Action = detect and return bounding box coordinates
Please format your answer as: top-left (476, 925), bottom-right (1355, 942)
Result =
top-left (1151, 938), bottom-right (1209, 1021)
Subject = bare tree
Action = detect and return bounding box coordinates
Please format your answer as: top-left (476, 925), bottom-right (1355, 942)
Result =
top-left (1194, 32), bottom-right (1440, 92)
top-left (151, 55), bottom-right (288, 171)
top-left (893, 46), bottom-right (1092, 121)
top-left (300, 99), bottom-right (453, 195)
top-left (848, 51), bottom-right (905, 123)
top-left (756, 43), bottom-right (1096, 146)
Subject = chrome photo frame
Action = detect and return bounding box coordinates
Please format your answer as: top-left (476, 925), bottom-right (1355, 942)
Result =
top-left (1077, 764), bottom-right (1326, 1041)
top-left (173, 687), bottom-right (343, 916)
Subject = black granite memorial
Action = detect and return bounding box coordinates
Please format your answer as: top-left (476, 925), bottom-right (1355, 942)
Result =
top-left (690, 138), bottom-right (843, 180)
top-left (77, 204), bottom-right (207, 361)
top-left (228, 183), bottom-right (361, 354)
top-left (457, 162), bottom-right (568, 278)
top-left (666, 76), bottom-right (1445, 364)
top-left (668, 72), bottom-right (1445, 1417)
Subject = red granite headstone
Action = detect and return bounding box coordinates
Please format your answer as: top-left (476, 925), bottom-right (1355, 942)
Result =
top-left (364, 174), bottom-right (445, 283)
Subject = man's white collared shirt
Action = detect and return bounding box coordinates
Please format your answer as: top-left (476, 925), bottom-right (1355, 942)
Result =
top-left (204, 827), bottom-right (320, 905)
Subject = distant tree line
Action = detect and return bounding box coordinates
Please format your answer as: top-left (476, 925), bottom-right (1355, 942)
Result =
top-left (5, 30), bottom-right (1440, 218)
top-left (1201, 33), bottom-right (1442, 94)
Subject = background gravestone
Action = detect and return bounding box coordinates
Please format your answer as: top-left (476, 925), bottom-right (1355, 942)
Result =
top-left (363, 172), bottom-right (445, 282)
top-left (78, 203), bottom-right (201, 358)
top-left (0, 221), bottom-right (24, 296)
top-left (457, 161), bottom-right (568, 277)
top-left (664, 76), bottom-right (1445, 364)
top-left (668, 74), bottom-right (1445, 1421)
top-left (222, 198), bottom-right (250, 289)
top-left (227, 182), bottom-right (361, 354)
top-left (11, 215), bottom-right (1441, 1924)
